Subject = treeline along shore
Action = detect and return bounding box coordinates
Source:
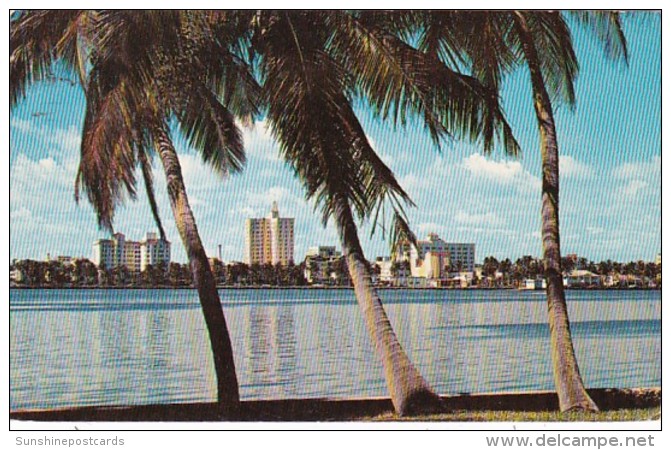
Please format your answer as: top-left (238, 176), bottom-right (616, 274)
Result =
top-left (10, 256), bottom-right (662, 290)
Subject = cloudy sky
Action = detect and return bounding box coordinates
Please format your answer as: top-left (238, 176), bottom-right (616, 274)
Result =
top-left (9, 13), bottom-right (661, 265)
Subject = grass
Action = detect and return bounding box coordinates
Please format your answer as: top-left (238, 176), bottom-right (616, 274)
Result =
top-left (10, 389), bottom-right (660, 422)
top-left (370, 407), bottom-right (661, 422)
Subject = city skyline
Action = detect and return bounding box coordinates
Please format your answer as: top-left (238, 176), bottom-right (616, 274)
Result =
top-left (9, 15), bottom-right (661, 265)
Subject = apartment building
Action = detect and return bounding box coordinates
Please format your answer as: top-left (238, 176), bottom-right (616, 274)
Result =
top-left (245, 202), bottom-right (294, 265)
top-left (395, 232), bottom-right (475, 281)
top-left (92, 232), bottom-right (170, 272)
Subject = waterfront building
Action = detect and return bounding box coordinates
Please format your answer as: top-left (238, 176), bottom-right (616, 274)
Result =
top-left (395, 233), bottom-right (476, 283)
top-left (140, 232), bottom-right (171, 271)
top-left (245, 202), bottom-right (295, 265)
top-left (57, 256), bottom-right (74, 266)
top-left (303, 245), bottom-right (349, 285)
top-left (374, 257), bottom-right (393, 283)
top-left (521, 277), bottom-right (547, 290)
top-left (563, 269), bottom-right (601, 288)
top-left (10, 267), bottom-right (23, 283)
top-left (92, 238), bottom-right (115, 269)
top-left (92, 232), bottom-right (170, 272)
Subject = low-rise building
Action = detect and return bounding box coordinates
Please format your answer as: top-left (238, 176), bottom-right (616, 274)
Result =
top-left (521, 277), bottom-right (547, 290)
top-left (395, 233), bottom-right (476, 285)
top-left (563, 270), bottom-right (601, 288)
top-left (304, 245), bottom-right (350, 285)
top-left (375, 257), bottom-right (393, 284)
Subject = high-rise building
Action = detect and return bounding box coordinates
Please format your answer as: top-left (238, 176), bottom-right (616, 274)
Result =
top-left (92, 232), bottom-right (170, 272)
top-left (245, 202), bottom-right (294, 265)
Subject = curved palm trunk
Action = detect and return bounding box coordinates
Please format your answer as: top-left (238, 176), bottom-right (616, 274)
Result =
top-left (154, 126), bottom-right (240, 411)
top-left (335, 195), bottom-right (441, 416)
top-left (515, 13), bottom-right (598, 412)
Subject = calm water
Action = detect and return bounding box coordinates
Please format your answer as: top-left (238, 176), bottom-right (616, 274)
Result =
top-left (10, 288), bottom-right (661, 410)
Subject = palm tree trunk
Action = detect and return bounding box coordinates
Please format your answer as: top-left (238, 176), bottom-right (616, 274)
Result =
top-left (334, 195), bottom-right (441, 416)
top-left (153, 126), bottom-right (240, 411)
top-left (515, 12), bottom-right (598, 412)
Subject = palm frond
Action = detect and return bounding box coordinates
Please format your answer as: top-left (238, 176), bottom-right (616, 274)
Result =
top-left (176, 83), bottom-right (246, 176)
top-left (10, 10), bottom-right (88, 108)
top-left (389, 210), bottom-right (418, 261)
top-left (76, 60), bottom-right (141, 231)
top-left (516, 11), bottom-right (579, 107)
top-left (570, 11), bottom-right (629, 64)
top-left (258, 12), bottom-right (412, 227)
top-left (328, 11), bottom-right (520, 156)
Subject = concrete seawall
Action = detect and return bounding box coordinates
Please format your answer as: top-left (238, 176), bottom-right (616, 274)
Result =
top-left (10, 388), bottom-right (660, 422)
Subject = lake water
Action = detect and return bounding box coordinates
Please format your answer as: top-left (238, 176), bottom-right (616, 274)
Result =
top-left (10, 288), bottom-right (661, 411)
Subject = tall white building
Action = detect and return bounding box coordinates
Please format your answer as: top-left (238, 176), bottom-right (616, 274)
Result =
top-left (92, 232), bottom-right (170, 272)
top-left (245, 202), bottom-right (294, 265)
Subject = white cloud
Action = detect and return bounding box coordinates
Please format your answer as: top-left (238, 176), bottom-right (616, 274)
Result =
top-left (10, 207), bottom-right (32, 219)
top-left (48, 125), bottom-right (81, 153)
top-left (399, 173), bottom-right (430, 194)
top-left (455, 226), bottom-right (516, 237)
top-left (241, 119), bottom-right (281, 161)
top-left (620, 179), bottom-right (648, 197)
top-left (455, 211), bottom-right (502, 226)
top-left (463, 154), bottom-right (523, 182)
top-left (10, 155), bottom-right (75, 198)
top-left (586, 226), bottom-right (605, 235)
top-left (248, 186), bottom-right (291, 205)
top-left (462, 153), bottom-right (541, 192)
top-left (613, 156), bottom-right (661, 179)
top-left (176, 153), bottom-right (223, 190)
top-left (39, 158), bottom-right (55, 171)
top-left (11, 118), bottom-right (33, 133)
top-left (416, 222), bottom-right (444, 235)
top-left (240, 206), bottom-right (256, 218)
top-left (559, 155), bottom-right (592, 178)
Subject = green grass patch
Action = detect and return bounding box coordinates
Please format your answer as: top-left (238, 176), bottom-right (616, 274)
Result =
top-left (369, 407), bottom-right (661, 422)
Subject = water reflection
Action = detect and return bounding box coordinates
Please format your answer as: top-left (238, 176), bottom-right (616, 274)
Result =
top-left (244, 305), bottom-right (298, 398)
top-left (9, 289), bottom-right (662, 410)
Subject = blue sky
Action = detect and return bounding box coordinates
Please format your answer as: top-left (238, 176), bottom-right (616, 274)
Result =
top-left (9, 13), bottom-right (661, 265)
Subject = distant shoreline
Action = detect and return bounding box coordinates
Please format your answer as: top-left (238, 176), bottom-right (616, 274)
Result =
top-left (9, 285), bottom-right (661, 291)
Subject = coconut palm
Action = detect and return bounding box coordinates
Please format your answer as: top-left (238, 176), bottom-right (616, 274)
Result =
top-left (251, 10), bottom-right (519, 415)
top-left (408, 10), bottom-right (627, 411)
top-left (10, 10), bottom-right (261, 411)
top-left (512, 11), bottom-right (627, 412)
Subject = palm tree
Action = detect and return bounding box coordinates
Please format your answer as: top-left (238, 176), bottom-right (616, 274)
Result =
top-left (252, 11), bottom-right (518, 415)
top-left (511, 11), bottom-right (629, 412)
top-left (10, 11), bottom-right (260, 411)
top-left (406, 10), bottom-right (627, 411)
